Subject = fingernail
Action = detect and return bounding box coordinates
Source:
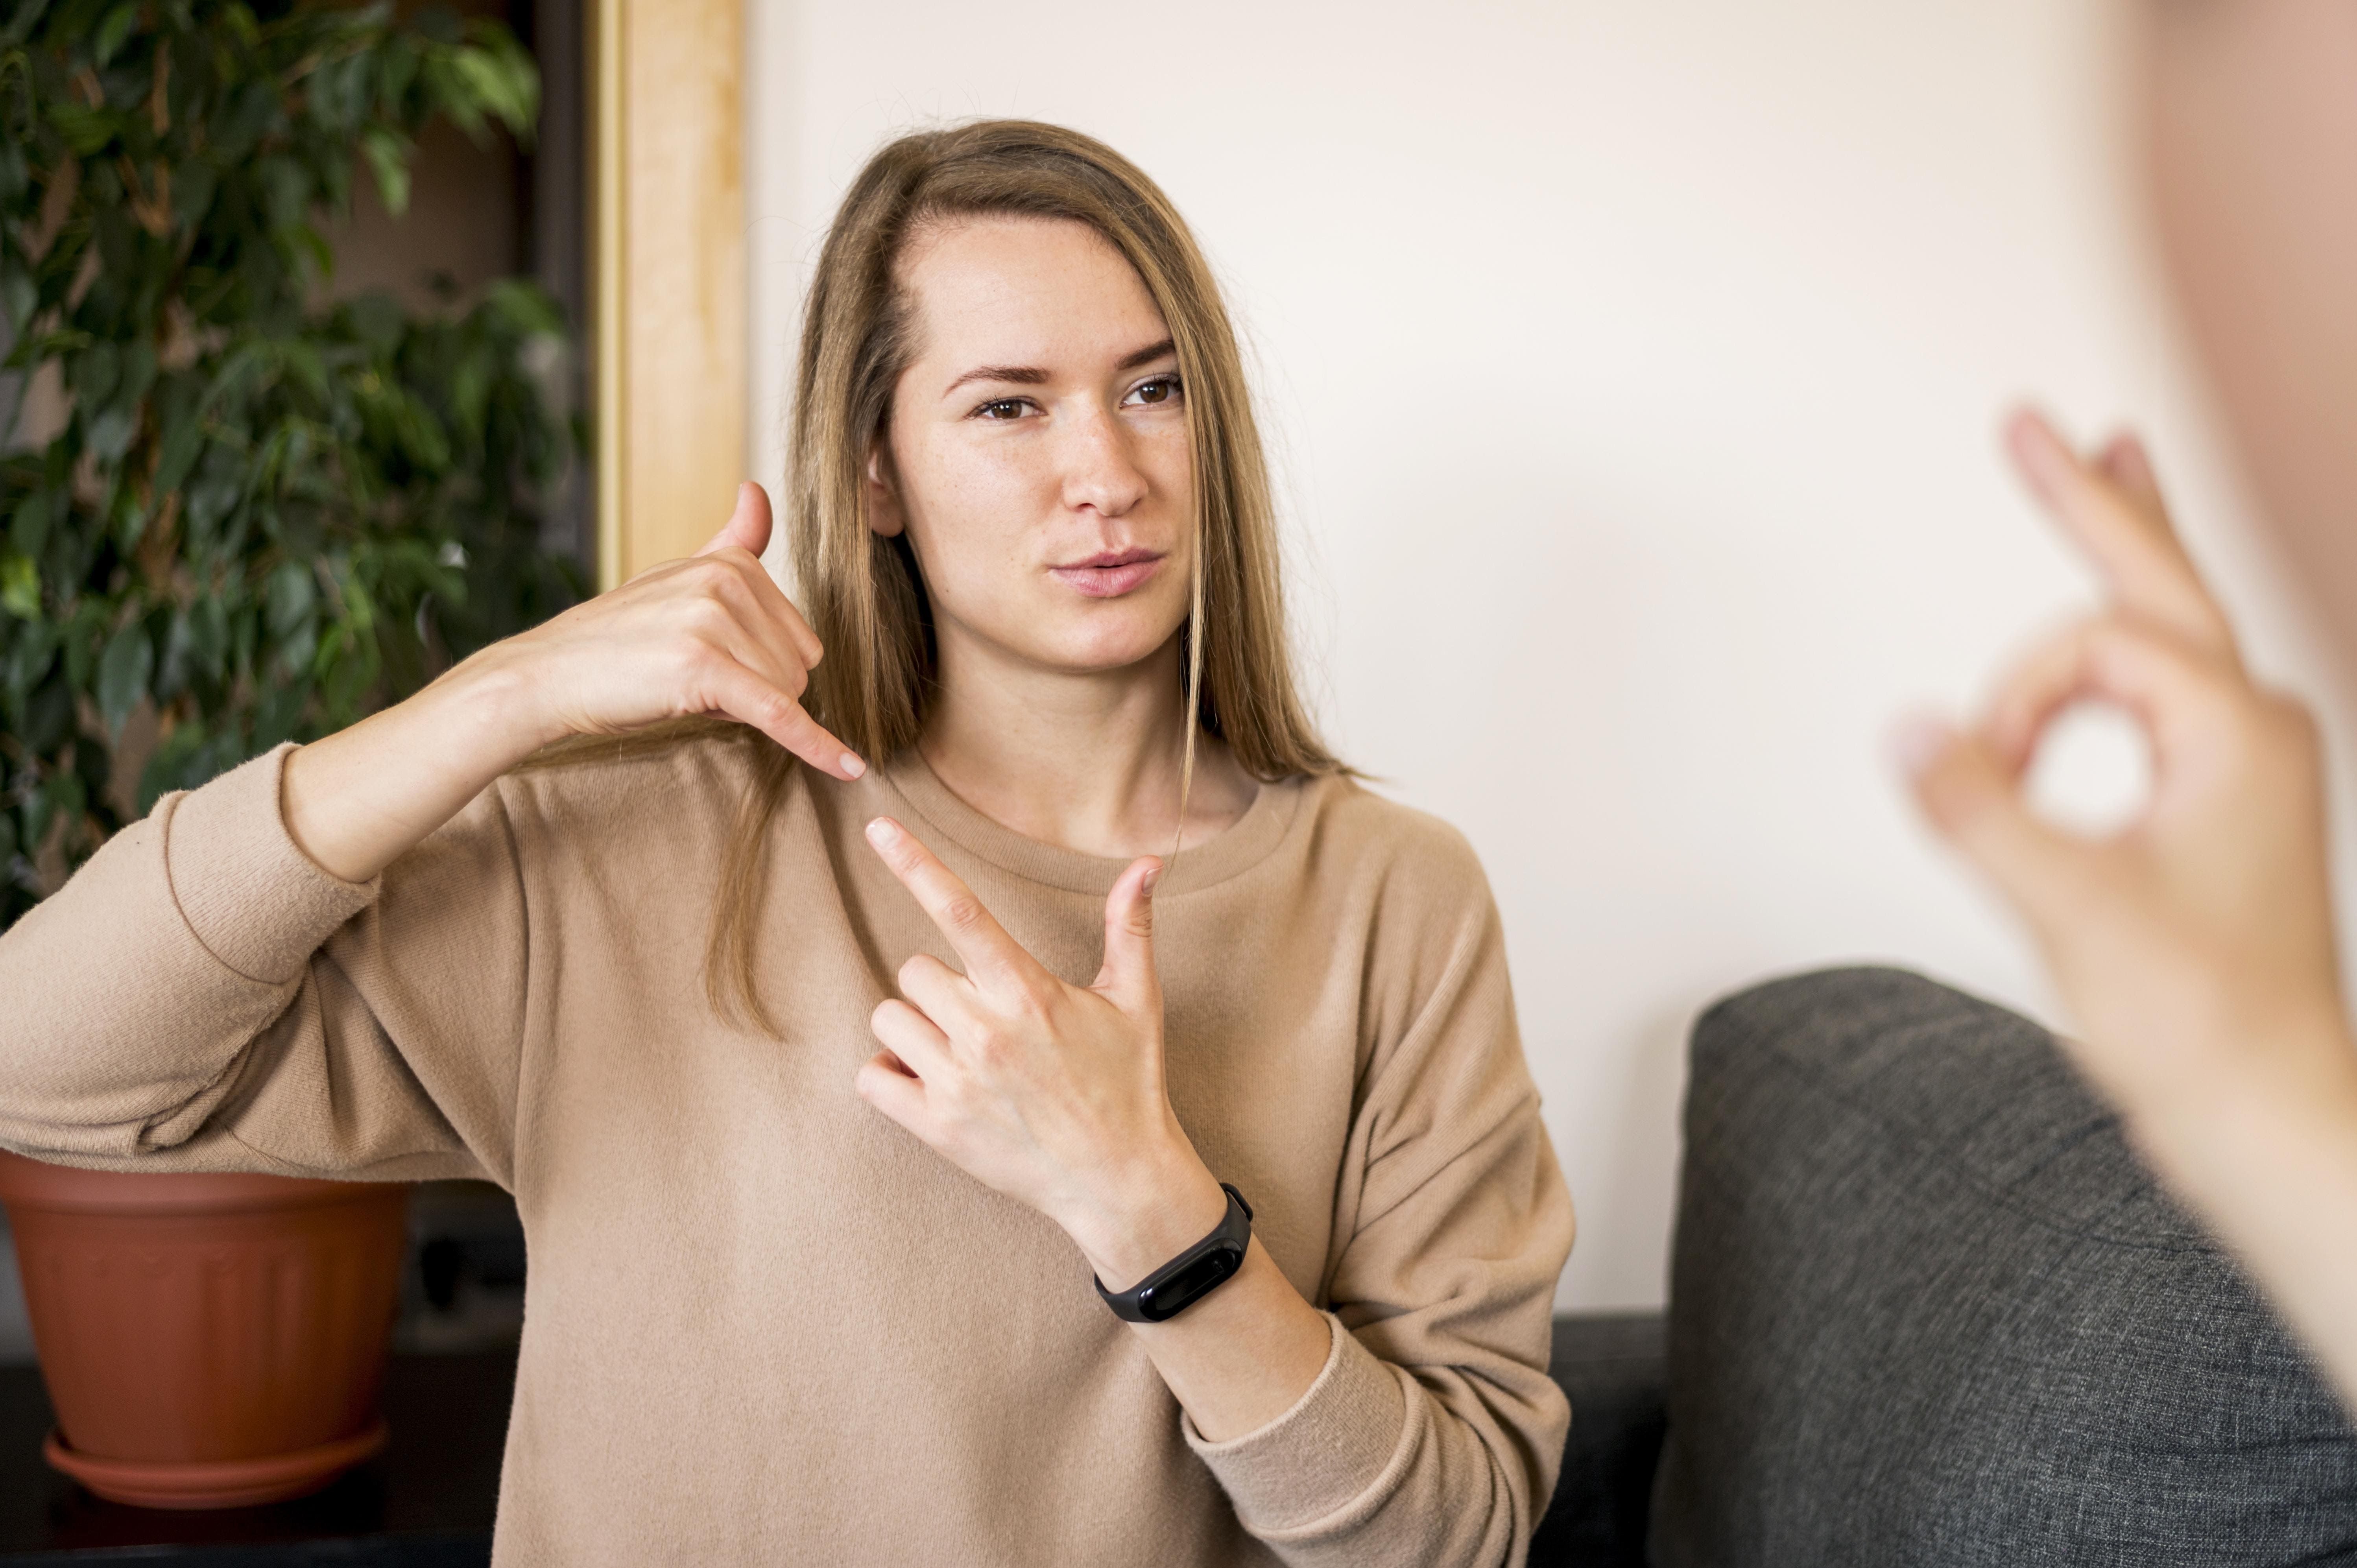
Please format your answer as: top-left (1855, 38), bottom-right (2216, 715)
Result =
top-left (865, 817), bottom-right (897, 846)
top-left (1888, 711), bottom-right (1956, 778)
top-left (1142, 864), bottom-right (1162, 898)
top-left (841, 752), bottom-right (866, 779)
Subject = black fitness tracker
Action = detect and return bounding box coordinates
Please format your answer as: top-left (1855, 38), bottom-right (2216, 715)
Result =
top-left (1094, 1184), bottom-right (1254, 1323)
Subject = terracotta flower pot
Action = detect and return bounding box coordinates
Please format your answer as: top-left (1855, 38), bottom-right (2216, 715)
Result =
top-left (0, 1151), bottom-right (410, 1509)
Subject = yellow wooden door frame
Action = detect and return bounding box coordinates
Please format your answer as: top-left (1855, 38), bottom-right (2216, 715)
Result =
top-left (593, 0), bottom-right (747, 590)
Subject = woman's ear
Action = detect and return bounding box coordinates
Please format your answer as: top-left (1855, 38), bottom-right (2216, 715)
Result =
top-left (865, 442), bottom-right (906, 539)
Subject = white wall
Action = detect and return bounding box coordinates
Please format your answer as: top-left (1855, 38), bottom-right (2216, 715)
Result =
top-left (743, 0), bottom-right (2357, 1310)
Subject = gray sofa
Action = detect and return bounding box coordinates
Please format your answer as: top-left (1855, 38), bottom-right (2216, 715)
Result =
top-left (1530, 966), bottom-right (2357, 1567)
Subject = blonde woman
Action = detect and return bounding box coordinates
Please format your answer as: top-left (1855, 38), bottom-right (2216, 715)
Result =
top-left (0, 122), bottom-right (1573, 1565)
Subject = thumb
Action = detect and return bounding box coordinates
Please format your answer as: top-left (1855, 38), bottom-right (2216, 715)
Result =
top-left (1894, 711), bottom-right (2100, 933)
top-left (1093, 856), bottom-right (1163, 1007)
top-left (696, 481), bottom-right (773, 559)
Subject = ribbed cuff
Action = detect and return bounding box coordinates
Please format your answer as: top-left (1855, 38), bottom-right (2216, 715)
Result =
top-left (165, 744), bottom-right (380, 985)
top-left (1184, 1313), bottom-right (1413, 1536)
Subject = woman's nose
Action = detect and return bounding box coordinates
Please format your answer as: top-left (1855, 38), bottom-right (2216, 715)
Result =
top-left (1055, 403), bottom-right (1151, 519)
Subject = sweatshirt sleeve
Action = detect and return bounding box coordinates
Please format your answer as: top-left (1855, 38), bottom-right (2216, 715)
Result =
top-left (0, 744), bottom-right (529, 1186)
top-left (1185, 832), bottom-right (1574, 1568)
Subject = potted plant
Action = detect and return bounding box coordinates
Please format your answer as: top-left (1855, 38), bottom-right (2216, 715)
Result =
top-left (0, 0), bottom-right (576, 1508)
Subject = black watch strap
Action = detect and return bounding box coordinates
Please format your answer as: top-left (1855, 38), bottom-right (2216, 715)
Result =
top-left (1094, 1184), bottom-right (1254, 1323)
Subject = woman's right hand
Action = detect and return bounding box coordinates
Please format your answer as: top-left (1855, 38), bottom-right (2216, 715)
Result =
top-left (1899, 412), bottom-right (2357, 1408)
top-left (281, 482), bottom-right (860, 884)
top-left (1898, 413), bottom-right (2348, 1118)
top-left (470, 482), bottom-right (861, 773)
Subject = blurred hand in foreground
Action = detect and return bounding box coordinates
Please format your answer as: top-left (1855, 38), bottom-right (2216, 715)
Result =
top-left (1899, 410), bottom-right (2357, 1405)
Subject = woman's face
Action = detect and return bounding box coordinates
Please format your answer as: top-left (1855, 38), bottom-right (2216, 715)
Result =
top-left (871, 216), bottom-right (1194, 678)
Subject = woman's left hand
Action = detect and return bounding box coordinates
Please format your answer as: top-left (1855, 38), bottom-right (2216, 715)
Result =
top-left (855, 817), bottom-right (1229, 1288)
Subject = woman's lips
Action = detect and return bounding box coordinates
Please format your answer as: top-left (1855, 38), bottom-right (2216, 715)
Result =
top-left (1050, 551), bottom-right (1165, 599)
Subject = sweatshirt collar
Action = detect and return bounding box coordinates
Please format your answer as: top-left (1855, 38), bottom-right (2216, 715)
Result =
top-left (875, 750), bottom-right (1298, 898)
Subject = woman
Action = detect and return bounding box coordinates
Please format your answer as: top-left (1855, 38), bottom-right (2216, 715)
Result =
top-left (0, 122), bottom-right (1572, 1565)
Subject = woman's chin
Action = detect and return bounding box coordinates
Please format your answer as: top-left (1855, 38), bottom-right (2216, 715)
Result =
top-left (993, 625), bottom-right (1184, 679)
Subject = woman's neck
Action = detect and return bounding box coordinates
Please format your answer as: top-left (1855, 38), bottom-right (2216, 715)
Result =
top-left (915, 635), bottom-right (1257, 861)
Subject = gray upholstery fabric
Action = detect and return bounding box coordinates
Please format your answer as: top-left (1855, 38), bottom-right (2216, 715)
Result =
top-left (1650, 966), bottom-right (2357, 1568)
top-left (1533, 1312), bottom-right (1667, 1566)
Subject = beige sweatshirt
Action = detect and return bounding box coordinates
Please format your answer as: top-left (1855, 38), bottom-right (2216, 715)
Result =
top-left (0, 736), bottom-right (1574, 1566)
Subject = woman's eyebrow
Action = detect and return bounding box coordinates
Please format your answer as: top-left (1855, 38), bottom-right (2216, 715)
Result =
top-left (943, 363), bottom-right (1048, 396)
top-left (942, 339), bottom-right (1177, 398)
top-left (1116, 337), bottom-right (1177, 371)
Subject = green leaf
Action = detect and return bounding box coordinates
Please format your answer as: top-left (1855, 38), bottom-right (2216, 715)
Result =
top-left (9, 493), bottom-right (50, 560)
top-left (21, 670), bottom-right (72, 753)
top-left (93, 3), bottom-right (139, 67)
top-left (72, 343), bottom-right (120, 412)
top-left (61, 603), bottom-right (104, 692)
top-left (186, 593), bottom-right (227, 685)
top-left (266, 557), bottom-right (316, 638)
top-left (485, 278), bottom-right (564, 338)
top-left (306, 52), bottom-right (373, 135)
top-left (115, 340), bottom-right (157, 412)
top-left (153, 397), bottom-right (203, 500)
top-left (96, 616), bottom-right (152, 732)
top-left (172, 157), bottom-right (217, 229)
top-left (138, 717), bottom-right (214, 810)
top-left (3, 0), bottom-right (53, 49)
top-left (2, 620), bottom-right (58, 709)
top-left (360, 126), bottom-right (412, 217)
top-left (42, 768), bottom-right (87, 833)
top-left (85, 403), bottom-right (137, 462)
top-left (346, 291), bottom-right (405, 353)
top-left (0, 552), bottom-right (38, 619)
top-left (449, 42), bottom-right (538, 138)
top-left (46, 102), bottom-right (117, 156)
top-left (0, 264), bottom-right (33, 334)
top-left (251, 675), bottom-right (308, 751)
top-left (258, 155), bottom-right (307, 229)
top-left (154, 605), bottom-right (192, 700)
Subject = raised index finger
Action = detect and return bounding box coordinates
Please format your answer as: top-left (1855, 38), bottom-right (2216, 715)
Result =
top-left (863, 817), bottom-right (1039, 990)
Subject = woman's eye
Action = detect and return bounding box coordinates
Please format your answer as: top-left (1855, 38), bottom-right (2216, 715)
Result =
top-left (976, 398), bottom-right (1031, 421)
top-left (1125, 376), bottom-right (1182, 408)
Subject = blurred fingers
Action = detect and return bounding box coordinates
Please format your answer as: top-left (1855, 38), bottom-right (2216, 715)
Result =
top-left (1985, 616), bottom-right (2248, 786)
top-left (2006, 410), bottom-right (2238, 664)
top-left (2097, 430), bottom-right (2168, 525)
top-left (1896, 711), bottom-right (2104, 923)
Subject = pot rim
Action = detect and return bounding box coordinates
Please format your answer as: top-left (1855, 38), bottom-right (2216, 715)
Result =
top-left (0, 1149), bottom-right (410, 1216)
top-left (45, 1417), bottom-right (390, 1509)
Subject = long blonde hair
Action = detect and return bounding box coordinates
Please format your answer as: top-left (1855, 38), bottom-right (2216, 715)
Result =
top-left (709, 120), bottom-right (1342, 1031)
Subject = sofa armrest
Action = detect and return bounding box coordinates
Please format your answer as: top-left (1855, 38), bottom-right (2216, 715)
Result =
top-left (1529, 1310), bottom-right (1665, 1568)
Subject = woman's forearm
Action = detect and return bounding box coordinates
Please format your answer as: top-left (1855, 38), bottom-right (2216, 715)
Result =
top-left (281, 657), bottom-right (553, 884)
top-left (2126, 1018), bottom-right (2357, 1408)
top-left (1065, 1163), bottom-right (1333, 1442)
top-left (280, 482), bottom-right (858, 884)
top-left (1124, 1240), bottom-right (1335, 1443)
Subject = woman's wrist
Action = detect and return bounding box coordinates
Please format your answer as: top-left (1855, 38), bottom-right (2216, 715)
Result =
top-left (281, 651), bottom-right (561, 883)
top-left (433, 640), bottom-right (572, 755)
top-left (1059, 1146), bottom-right (1231, 1293)
top-left (2132, 1004), bottom-right (2357, 1149)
